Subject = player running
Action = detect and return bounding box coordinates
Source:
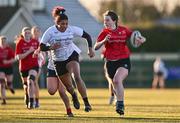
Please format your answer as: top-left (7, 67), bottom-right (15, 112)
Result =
top-left (31, 26), bottom-right (46, 108)
top-left (94, 10), bottom-right (145, 115)
top-left (15, 27), bottom-right (39, 109)
top-left (39, 6), bottom-right (95, 112)
top-left (0, 36), bottom-right (15, 105)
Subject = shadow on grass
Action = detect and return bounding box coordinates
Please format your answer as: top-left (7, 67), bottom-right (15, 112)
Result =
top-left (18, 115), bottom-right (180, 122)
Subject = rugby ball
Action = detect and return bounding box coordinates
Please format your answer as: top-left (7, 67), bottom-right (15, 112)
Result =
top-left (130, 31), bottom-right (146, 48)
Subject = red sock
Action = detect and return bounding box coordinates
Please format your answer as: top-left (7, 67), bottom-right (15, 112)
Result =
top-left (66, 108), bottom-right (72, 114)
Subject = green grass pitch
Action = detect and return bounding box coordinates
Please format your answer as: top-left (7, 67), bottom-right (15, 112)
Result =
top-left (0, 89), bottom-right (180, 123)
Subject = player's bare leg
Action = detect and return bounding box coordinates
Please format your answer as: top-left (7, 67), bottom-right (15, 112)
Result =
top-left (57, 79), bottom-right (73, 117)
top-left (112, 67), bottom-right (128, 115)
top-left (159, 76), bottom-right (165, 89)
top-left (34, 69), bottom-right (40, 108)
top-left (0, 73), bottom-right (7, 105)
top-left (6, 75), bottom-right (15, 94)
top-left (27, 70), bottom-right (37, 109)
top-left (47, 77), bottom-right (73, 117)
top-left (60, 73), bottom-right (80, 110)
top-left (107, 78), bottom-right (115, 105)
top-left (0, 78), bottom-right (6, 105)
top-left (67, 61), bottom-right (92, 112)
top-left (21, 77), bottom-right (28, 107)
top-left (152, 75), bottom-right (158, 89)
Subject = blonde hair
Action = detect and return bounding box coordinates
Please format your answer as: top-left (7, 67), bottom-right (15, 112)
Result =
top-left (31, 26), bottom-right (40, 32)
top-left (0, 35), bottom-right (6, 40)
top-left (22, 27), bottom-right (31, 33)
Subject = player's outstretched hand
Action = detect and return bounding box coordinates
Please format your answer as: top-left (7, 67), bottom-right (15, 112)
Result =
top-left (33, 48), bottom-right (40, 58)
top-left (88, 48), bottom-right (95, 58)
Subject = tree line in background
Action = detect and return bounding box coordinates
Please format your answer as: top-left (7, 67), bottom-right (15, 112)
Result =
top-left (98, 0), bottom-right (180, 23)
top-left (98, 0), bottom-right (180, 53)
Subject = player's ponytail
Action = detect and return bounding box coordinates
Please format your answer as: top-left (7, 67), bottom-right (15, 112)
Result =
top-left (52, 6), bottom-right (68, 21)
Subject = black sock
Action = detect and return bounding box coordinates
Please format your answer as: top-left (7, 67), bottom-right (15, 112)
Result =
top-left (111, 93), bottom-right (114, 96)
top-left (30, 98), bottom-right (34, 103)
top-left (72, 92), bottom-right (77, 98)
top-left (25, 94), bottom-right (29, 105)
top-left (117, 101), bottom-right (124, 106)
top-left (26, 94), bottom-right (28, 98)
top-left (35, 98), bottom-right (39, 104)
top-left (83, 97), bottom-right (90, 106)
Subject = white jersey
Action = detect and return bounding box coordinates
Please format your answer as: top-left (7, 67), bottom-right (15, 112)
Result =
top-left (47, 43), bottom-right (81, 70)
top-left (153, 59), bottom-right (168, 78)
top-left (41, 25), bottom-right (82, 61)
top-left (154, 60), bottom-right (165, 73)
top-left (47, 51), bottom-right (55, 70)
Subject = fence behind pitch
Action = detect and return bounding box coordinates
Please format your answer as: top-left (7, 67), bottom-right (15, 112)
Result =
top-left (12, 54), bottom-right (180, 88)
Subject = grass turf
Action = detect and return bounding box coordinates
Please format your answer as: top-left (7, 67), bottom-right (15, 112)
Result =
top-left (0, 89), bottom-right (180, 123)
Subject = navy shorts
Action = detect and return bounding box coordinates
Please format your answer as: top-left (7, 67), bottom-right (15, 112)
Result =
top-left (20, 66), bottom-right (39, 78)
top-left (54, 51), bottom-right (79, 76)
top-left (47, 69), bottom-right (57, 77)
top-left (154, 71), bottom-right (163, 76)
top-left (0, 67), bottom-right (13, 75)
top-left (105, 58), bottom-right (131, 79)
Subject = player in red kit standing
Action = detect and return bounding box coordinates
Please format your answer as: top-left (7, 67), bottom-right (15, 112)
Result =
top-left (15, 27), bottom-right (39, 109)
top-left (0, 36), bottom-right (15, 105)
top-left (94, 10), bottom-right (145, 115)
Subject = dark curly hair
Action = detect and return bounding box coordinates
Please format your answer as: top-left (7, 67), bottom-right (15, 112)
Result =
top-left (52, 6), bottom-right (68, 23)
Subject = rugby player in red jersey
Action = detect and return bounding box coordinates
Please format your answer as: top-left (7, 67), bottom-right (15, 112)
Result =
top-left (31, 26), bottom-right (46, 108)
top-left (15, 27), bottom-right (39, 109)
top-left (0, 36), bottom-right (15, 105)
top-left (94, 10), bottom-right (145, 115)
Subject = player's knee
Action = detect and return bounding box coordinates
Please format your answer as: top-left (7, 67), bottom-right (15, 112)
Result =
top-left (23, 82), bottom-right (27, 88)
top-left (112, 78), bottom-right (121, 84)
top-left (7, 81), bottom-right (12, 86)
top-left (28, 75), bottom-right (36, 82)
top-left (48, 88), bottom-right (56, 95)
top-left (0, 78), bottom-right (5, 83)
top-left (23, 82), bottom-right (27, 86)
top-left (74, 76), bottom-right (82, 83)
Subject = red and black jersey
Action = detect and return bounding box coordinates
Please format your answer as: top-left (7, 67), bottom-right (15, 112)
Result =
top-left (97, 26), bottom-right (132, 60)
top-left (0, 46), bottom-right (14, 68)
top-left (15, 38), bottom-right (39, 71)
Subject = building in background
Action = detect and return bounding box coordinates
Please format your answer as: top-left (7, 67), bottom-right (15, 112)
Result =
top-left (0, 0), bottom-right (103, 59)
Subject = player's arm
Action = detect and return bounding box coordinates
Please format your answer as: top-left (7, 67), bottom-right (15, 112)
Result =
top-left (3, 48), bottom-right (16, 64)
top-left (3, 58), bottom-right (16, 64)
top-left (82, 31), bottom-right (92, 48)
top-left (39, 43), bottom-right (60, 51)
top-left (71, 26), bottom-right (94, 58)
top-left (82, 31), bottom-right (95, 58)
top-left (40, 28), bottom-right (60, 51)
top-left (16, 47), bottom-right (35, 60)
top-left (94, 34), bottom-right (110, 50)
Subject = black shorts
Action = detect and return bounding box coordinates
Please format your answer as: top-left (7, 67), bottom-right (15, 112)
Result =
top-left (47, 69), bottom-right (57, 77)
top-left (154, 71), bottom-right (163, 76)
top-left (54, 51), bottom-right (79, 76)
top-left (20, 66), bottom-right (39, 78)
top-left (105, 58), bottom-right (131, 79)
top-left (0, 67), bottom-right (13, 75)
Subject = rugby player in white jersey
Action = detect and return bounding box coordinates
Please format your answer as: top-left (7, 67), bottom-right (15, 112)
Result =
top-left (39, 6), bottom-right (95, 112)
